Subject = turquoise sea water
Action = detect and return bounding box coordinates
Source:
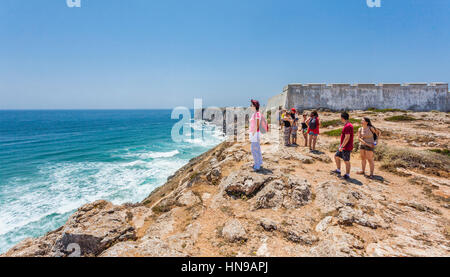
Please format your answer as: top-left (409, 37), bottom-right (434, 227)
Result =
top-left (0, 110), bottom-right (223, 254)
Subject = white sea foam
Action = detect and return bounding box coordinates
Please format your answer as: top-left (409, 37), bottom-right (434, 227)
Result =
top-left (0, 156), bottom-right (187, 248)
top-left (0, 118), bottom-right (224, 254)
top-left (138, 150), bottom-right (180, 159)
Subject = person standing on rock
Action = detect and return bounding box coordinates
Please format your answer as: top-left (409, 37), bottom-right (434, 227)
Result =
top-left (332, 112), bottom-right (354, 180)
top-left (282, 109), bottom-right (293, 146)
top-left (250, 100), bottom-right (266, 172)
top-left (301, 112), bottom-right (308, 147)
top-left (306, 111), bottom-right (320, 152)
top-left (357, 117), bottom-right (381, 178)
top-left (291, 108), bottom-right (299, 146)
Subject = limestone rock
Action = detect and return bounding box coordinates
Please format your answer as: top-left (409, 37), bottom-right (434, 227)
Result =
top-left (260, 218), bottom-right (278, 231)
top-left (177, 190), bottom-right (201, 207)
top-left (52, 200), bottom-right (136, 257)
top-left (254, 177), bottom-right (311, 210)
top-left (100, 237), bottom-right (187, 257)
top-left (221, 169), bottom-right (274, 197)
top-left (222, 219), bottom-right (247, 242)
top-left (337, 206), bottom-right (382, 229)
top-left (315, 181), bottom-right (362, 214)
top-left (315, 216), bottom-right (333, 233)
top-left (280, 218), bottom-right (318, 245)
top-left (206, 165), bottom-right (222, 184)
top-left (310, 226), bottom-right (364, 257)
top-left (281, 149), bottom-right (314, 164)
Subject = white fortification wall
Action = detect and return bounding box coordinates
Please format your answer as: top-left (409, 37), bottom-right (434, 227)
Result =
top-left (267, 83), bottom-right (449, 112)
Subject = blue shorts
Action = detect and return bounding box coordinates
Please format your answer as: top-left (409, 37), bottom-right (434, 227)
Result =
top-left (335, 150), bottom-right (351, 162)
top-left (309, 132), bottom-right (318, 136)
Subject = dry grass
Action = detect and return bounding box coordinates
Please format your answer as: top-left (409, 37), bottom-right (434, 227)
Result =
top-left (375, 144), bottom-right (450, 177)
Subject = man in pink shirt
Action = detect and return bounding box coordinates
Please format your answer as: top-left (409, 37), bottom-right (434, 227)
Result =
top-left (332, 112), bottom-right (354, 180)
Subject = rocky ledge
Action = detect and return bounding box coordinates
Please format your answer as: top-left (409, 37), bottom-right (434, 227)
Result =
top-left (3, 137), bottom-right (450, 257)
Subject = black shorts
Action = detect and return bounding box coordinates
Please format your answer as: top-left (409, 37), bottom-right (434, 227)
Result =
top-left (360, 145), bottom-right (374, 152)
top-left (335, 150), bottom-right (351, 162)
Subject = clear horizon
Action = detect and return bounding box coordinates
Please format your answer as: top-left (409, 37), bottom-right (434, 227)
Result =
top-left (1, 0), bottom-right (449, 109)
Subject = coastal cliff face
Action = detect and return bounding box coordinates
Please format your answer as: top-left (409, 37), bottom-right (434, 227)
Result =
top-left (3, 110), bottom-right (450, 257)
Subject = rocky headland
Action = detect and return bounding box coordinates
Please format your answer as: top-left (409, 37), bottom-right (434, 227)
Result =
top-left (3, 110), bottom-right (449, 257)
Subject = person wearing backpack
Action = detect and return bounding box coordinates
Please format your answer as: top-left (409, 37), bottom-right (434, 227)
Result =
top-left (306, 111), bottom-right (320, 152)
top-left (357, 117), bottom-right (381, 178)
top-left (250, 100), bottom-right (267, 172)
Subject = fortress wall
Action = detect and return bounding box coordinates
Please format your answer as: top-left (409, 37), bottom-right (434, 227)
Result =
top-left (266, 87), bottom-right (289, 112)
top-left (270, 83), bottom-right (449, 112)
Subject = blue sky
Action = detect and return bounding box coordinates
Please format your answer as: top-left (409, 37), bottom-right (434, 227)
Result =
top-left (0, 0), bottom-right (449, 109)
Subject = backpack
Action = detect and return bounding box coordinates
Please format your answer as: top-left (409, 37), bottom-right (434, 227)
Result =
top-left (260, 114), bottom-right (269, 134)
top-left (309, 117), bottom-right (317, 130)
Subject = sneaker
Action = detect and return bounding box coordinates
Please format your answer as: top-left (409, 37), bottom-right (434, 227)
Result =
top-left (343, 174), bottom-right (350, 180)
top-left (331, 169), bottom-right (341, 176)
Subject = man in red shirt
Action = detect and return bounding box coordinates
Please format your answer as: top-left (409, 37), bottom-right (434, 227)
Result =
top-left (332, 112), bottom-right (354, 180)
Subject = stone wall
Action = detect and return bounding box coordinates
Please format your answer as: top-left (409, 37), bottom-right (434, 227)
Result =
top-left (267, 83), bottom-right (449, 112)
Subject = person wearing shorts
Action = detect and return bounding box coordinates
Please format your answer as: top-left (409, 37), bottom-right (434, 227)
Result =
top-left (332, 112), bottom-right (354, 180)
top-left (291, 108), bottom-right (298, 146)
top-left (282, 110), bottom-right (293, 146)
top-left (301, 113), bottom-right (308, 147)
top-left (357, 117), bottom-right (381, 178)
top-left (306, 111), bottom-right (320, 151)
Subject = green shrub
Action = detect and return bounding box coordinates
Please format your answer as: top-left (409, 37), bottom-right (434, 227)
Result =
top-left (384, 115), bottom-right (416, 122)
top-left (321, 118), bottom-right (359, 128)
top-left (324, 126), bottom-right (361, 136)
top-left (367, 108), bottom-right (406, 113)
top-left (429, 149), bottom-right (450, 157)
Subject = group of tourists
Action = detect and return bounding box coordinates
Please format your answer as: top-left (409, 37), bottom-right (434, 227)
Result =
top-left (250, 99), bottom-right (381, 180)
top-left (280, 109), bottom-right (320, 151)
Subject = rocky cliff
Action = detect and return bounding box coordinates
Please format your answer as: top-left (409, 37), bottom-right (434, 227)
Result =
top-left (3, 110), bottom-right (450, 257)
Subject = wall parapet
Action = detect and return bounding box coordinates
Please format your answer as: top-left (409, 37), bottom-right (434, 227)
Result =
top-left (272, 82), bottom-right (449, 112)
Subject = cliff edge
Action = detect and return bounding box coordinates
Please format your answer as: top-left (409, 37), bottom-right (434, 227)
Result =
top-left (3, 110), bottom-right (450, 257)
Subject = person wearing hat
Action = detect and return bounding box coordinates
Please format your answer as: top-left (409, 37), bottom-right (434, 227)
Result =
top-left (250, 99), bottom-right (265, 172)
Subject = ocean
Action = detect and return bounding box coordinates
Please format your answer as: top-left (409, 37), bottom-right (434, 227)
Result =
top-left (0, 110), bottom-right (223, 254)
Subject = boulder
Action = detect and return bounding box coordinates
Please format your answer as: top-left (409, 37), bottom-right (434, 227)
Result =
top-left (222, 219), bottom-right (247, 242)
top-left (254, 177), bottom-right (312, 210)
top-left (52, 200), bottom-right (136, 257)
top-left (222, 169), bottom-right (274, 197)
top-left (177, 190), bottom-right (201, 207)
top-left (260, 218), bottom-right (278, 232)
